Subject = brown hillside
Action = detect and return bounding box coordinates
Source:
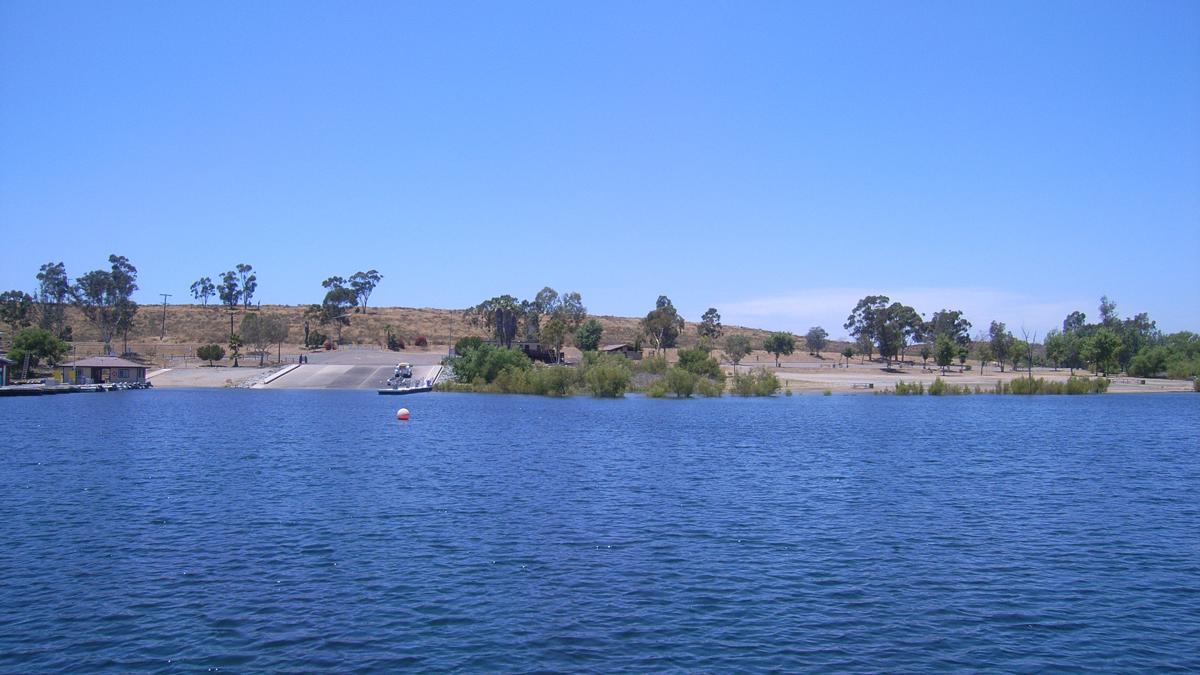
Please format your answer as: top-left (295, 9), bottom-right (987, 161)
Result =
top-left (50, 304), bottom-right (832, 362)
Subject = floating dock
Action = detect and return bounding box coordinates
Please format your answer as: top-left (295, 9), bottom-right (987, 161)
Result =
top-left (0, 382), bottom-right (153, 397)
top-left (377, 385), bottom-right (433, 395)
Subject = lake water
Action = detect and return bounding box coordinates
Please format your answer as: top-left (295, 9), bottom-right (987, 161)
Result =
top-left (1, 390), bottom-right (1197, 671)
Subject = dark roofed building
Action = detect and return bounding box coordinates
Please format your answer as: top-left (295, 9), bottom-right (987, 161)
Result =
top-left (59, 357), bottom-right (148, 385)
top-left (599, 343), bottom-right (642, 360)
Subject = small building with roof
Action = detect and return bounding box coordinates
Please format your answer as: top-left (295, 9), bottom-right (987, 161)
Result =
top-left (58, 357), bottom-right (148, 385)
top-left (0, 356), bottom-right (12, 386)
top-left (599, 343), bottom-right (642, 360)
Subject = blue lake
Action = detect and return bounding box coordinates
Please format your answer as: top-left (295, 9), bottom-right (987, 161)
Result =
top-left (1, 390), bottom-right (1198, 671)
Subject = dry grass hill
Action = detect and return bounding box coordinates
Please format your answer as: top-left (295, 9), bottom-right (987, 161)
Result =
top-left (54, 304), bottom-right (825, 364)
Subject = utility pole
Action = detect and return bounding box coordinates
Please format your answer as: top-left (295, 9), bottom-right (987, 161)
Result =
top-left (159, 293), bottom-right (172, 340)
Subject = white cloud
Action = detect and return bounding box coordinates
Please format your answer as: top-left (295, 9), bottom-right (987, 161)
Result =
top-left (720, 287), bottom-right (1087, 340)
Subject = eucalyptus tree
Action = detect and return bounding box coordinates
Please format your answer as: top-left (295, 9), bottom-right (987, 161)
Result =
top-left (763, 332), bottom-right (795, 367)
top-left (533, 287), bottom-right (560, 315)
top-left (805, 326), bottom-right (828, 357)
top-left (1099, 295), bottom-right (1119, 328)
top-left (855, 333), bottom-right (873, 363)
top-left (642, 295), bottom-right (685, 354)
top-left (0, 290), bottom-right (34, 334)
top-left (190, 277), bottom-right (215, 306)
top-left (109, 255), bottom-right (139, 355)
top-left (934, 334), bottom-right (956, 375)
top-left (556, 292), bottom-right (586, 331)
top-left (844, 295), bottom-right (888, 355)
top-left (349, 270), bottom-right (383, 312)
top-left (35, 262), bottom-right (71, 336)
top-left (1044, 329), bottom-right (1066, 370)
top-left (73, 255), bottom-right (138, 355)
top-left (988, 321), bottom-right (1013, 372)
top-left (975, 340), bottom-right (993, 374)
top-left (1063, 311), bottom-right (1087, 334)
top-left (724, 334), bottom-right (752, 366)
top-left (1118, 312), bottom-right (1157, 371)
top-left (1083, 328), bottom-right (1122, 376)
top-left (217, 270), bottom-right (242, 310)
top-left (575, 319), bottom-right (603, 352)
top-left (845, 295), bottom-right (918, 366)
top-left (926, 309), bottom-right (972, 347)
top-left (319, 277), bottom-right (357, 343)
top-left (699, 308), bottom-right (722, 342)
top-left (236, 264), bottom-right (257, 309)
top-left (240, 313), bottom-right (288, 365)
top-left (1010, 339), bottom-right (1028, 373)
top-left (541, 316), bottom-right (568, 363)
top-left (240, 313), bottom-right (271, 366)
top-left (470, 294), bottom-right (523, 348)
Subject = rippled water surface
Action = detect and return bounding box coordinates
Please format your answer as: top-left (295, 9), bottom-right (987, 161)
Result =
top-left (1, 390), bottom-right (1198, 671)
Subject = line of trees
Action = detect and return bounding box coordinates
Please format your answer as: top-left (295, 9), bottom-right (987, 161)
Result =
top-left (190, 263), bottom-right (257, 311)
top-left (299, 270), bottom-right (384, 346)
top-left (838, 293), bottom-right (1196, 381)
top-left (1039, 296), bottom-right (1194, 379)
top-left (0, 256), bottom-right (141, 363)
top-left (467, 287), bottom-right (587, 361)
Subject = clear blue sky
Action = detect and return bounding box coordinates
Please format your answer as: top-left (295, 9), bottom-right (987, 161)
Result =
top-left (2, 1), bottom-right (1197, 338)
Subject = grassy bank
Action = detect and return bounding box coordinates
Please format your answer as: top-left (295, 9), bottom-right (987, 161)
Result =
top-left (889, 376), bottom-right (1111, 396)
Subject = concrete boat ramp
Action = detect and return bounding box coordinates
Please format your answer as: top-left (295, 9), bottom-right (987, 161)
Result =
top-left (256, 363), bottom-right (442, 390)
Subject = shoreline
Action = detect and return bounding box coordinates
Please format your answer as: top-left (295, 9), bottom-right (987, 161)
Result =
top-left (142, 356), bottom-right (1193, 394)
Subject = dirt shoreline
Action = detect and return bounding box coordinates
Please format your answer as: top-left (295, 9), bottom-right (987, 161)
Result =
top-left (146, 346), bottom-right (1193, 393)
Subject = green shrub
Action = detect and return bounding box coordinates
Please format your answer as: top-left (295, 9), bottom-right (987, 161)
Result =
top-left (894, 380), bottom-right (924, 395)
top-left (447, 345), bottom-right (533, 384)
top-left (196, 344), bottom-right (225, 365)
top-left (1167, 355), bottom-right (1200, 380)
top-left (1194, 377), bottom-right (1199, 393)
top-left (453, 336), bottom-right (484, 355)
top-left (491, 365), bottom-right (531, 393)
top-left (537, 366), bottom-right (576, 397)
top-left (694, 375), bottom-right (724, 397)
top-left (584, 358), bottom-right (632, 397)
top-left (645, 379), bottom-right (669, 398)
top-left (928, 378), bottom-right (946, 396)
top-left (676, 348), bottom-right (722, 378)
top-left (730, 368), bottom-right (779, 396)
top-left (639, 355), bottom-right (668, 375)
top-left (664, 367), bottom-right (696, 398)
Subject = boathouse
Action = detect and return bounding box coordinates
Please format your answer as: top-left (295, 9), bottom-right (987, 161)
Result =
top-left (58, 357), bottom-right (148, 385)
top-left (599, 343), bottom-right (642, 360)
top-left (0, 356), bottom-right (12, 386)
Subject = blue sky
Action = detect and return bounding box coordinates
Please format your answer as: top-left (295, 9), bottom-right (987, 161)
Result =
top-left (2, 1), bottom-right (1197, 338)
